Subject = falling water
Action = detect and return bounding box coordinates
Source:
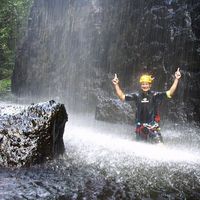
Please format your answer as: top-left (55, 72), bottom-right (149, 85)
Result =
top-left (12, 0), bottom-right (200, 118)
top-left (3, 0), bottom-right (200, 199)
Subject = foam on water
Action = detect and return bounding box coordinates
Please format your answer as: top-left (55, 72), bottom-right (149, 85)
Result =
top-left (64, 114), bottom-right (200, 168)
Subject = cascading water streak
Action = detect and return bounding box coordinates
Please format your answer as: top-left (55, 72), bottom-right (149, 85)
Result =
top-left (5, 0), bottom-right (200, 199)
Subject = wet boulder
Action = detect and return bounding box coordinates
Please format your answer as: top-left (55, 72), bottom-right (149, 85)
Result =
top-left (95, 98), bottom-right (135, 125)
top-left (0, 100), bottom-right (68, 168)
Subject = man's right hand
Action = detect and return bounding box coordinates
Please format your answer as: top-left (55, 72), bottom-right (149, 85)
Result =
top-left (112, 73), bottom-right (125, 101)
top-left (112, 73), bottom-right (119, 85)
top-left (175, 68), bottom-right (181, 80)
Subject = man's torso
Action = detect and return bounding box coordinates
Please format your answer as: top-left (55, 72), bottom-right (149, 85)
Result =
top-left (125, 90), bottom-right (167, 124)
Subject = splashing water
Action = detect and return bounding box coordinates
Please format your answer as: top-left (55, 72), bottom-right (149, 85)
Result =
top-left (1, 108), bottom-right (200, 199)
top-left (62, 114), bottom-right (200, 199)
top-left (64, 114), bottom-right (200, 164)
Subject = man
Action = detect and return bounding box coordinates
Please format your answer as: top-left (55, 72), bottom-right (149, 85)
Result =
top-left (112, 68), bottom-right (181, 143)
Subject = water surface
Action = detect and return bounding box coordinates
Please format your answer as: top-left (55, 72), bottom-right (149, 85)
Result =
top-left (1, 113), bottom-right (200, 199)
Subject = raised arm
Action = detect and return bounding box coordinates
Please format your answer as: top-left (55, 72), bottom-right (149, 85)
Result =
top-left (112, 74), bottom-right (125, 101)
top-left (167, 68), bottom-right (181, 97)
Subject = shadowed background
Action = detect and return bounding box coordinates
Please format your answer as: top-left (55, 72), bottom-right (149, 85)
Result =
top-left (11, 0), bottom-right (200, 124)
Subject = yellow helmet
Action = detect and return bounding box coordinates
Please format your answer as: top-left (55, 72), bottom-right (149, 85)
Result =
top-left (139, 74), bottom-right (154, 83)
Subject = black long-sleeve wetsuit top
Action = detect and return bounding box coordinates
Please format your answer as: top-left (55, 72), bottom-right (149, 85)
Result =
top-left (125, 90), bottom-right (171, 124)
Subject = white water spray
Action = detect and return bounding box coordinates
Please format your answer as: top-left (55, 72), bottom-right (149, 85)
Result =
top-left (64, 114), bottom-right (200, 171)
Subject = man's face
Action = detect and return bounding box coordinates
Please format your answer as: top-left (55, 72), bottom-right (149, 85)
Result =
top-left (140, 82), bottom-right (151, 92)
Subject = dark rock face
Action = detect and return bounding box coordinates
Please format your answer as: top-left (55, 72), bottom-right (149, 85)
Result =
top-left (12, 0), bottom-right (200, 123)
top-left (0, 100), bottom-right (67, 168)
top-left (95, 98), bottom-right (135, 125)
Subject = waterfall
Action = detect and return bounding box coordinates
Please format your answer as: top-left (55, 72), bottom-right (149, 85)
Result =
top-left (3, 1), bottom-right (200, 199)
top-left (12, 0), bottom-right (200, 121)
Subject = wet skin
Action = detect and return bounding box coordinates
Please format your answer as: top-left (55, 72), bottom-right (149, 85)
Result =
top-left (140, 82), bottom-right (151, 92)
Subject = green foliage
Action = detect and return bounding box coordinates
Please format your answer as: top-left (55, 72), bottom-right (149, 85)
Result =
top-left (0, 78), bottom-right (11, 92)
top-left (0, 0), bottom-right (32, 73)
top-left (0, 68), bottom-right (13, 79)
